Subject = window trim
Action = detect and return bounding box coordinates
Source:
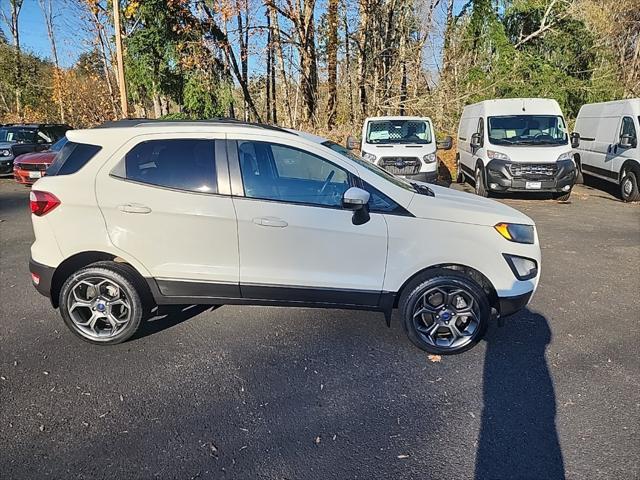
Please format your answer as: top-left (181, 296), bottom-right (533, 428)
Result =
top-left (228, 139), bottom-right (357, 210)
top-left (109, 137), bottom-right (222, 196)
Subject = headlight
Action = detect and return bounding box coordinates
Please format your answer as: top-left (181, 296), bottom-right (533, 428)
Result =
top-left (494, 222), bottom-right (535, 244)
top-left (423, 153), bottom-right (437, 163)
top-left (557, 151), bottom-right (572, 162)
top-left (487, 150), bottom-right (510, 161)
top-left (503, 254), bottom-right (538, 280)
top-left (0, 149), bottom-right (12, 157)
top-left (362, 152), bottom-right (376, 162)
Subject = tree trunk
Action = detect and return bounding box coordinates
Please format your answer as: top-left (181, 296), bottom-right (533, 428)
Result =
top-left (343, 10), bottom-right (355, 124)
top-left (38, 0), bottom-right (64, 122)
top-left (326, 0), bottom-right (339, 128)
top-left (269, 5), bottom-right (292, 126)
top-left (357, 0), bottom-right (369, 120)
top-left (6, 1), bottom-right (24, 120)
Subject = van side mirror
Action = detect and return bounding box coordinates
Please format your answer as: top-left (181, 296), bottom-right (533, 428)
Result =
top-left (570, 132), bottom-right (580, 148)
top-left (345, 136), bottom-right (358, 150)
top-left (437, 135), bottom-right (453, 150)
top-left (342, 187), bottom-right (370, 225)
top-left (470, 133), bottom-right (482, 149)
top-left (620, 134), bottom-right (636, 149)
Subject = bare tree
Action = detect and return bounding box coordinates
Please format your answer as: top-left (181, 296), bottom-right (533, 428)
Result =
top-left (38, 0), bottom-right (65, 122)
top-left (326, 0), bottom-right (339, 127)
top-left (1, 0), bottom-right (24, 120)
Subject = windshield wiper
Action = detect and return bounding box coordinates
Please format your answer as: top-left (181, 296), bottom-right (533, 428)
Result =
top-left (410, 182), bottom-right (435, 197)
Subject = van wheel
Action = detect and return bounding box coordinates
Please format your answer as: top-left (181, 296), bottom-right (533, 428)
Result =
top-left (59, 263), bottom-right (144, 345)
top-left (399, 269), bottom-right (490, 355)
top-left (620, 168), bottom-right (640, 202)
top-left (455, 157), bottom-right (465, 183)
top-left (552, 190), bottom-right (572, 201)
top-left (475, 167), bottom-right (489, 197)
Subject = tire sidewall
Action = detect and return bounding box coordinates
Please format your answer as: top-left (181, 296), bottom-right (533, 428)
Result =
top-left (400, 273), bottom-right (490, 355)
top-left (59, 266), bottom-right (143, 345)
top-left (475, 166), bottom-right (488, 197)
top-left (620, 169), bottom-right (639, 202)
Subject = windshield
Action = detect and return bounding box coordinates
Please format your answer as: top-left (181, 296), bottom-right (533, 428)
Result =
top-left (488, 115), bottom-right (568, 146)
top-left (0, 127), bottom-right (38, 144)
top-left (50, 136), bottom-right (68, 152)
top-left (322, 141), bottom-right (416, 193)
top-left (366, 119), bottom-right (432, 145)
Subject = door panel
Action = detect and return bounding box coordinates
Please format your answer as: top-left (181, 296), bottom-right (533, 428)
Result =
top-left (96, 135), bottom-right (239, 284)
top-left (233, 198), bottom-right (388, 295)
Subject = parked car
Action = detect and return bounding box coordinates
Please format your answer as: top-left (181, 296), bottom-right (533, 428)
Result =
top-left (456, 98), bottom-right (576, 200)
top-left (571, 99), bottom-right (640, 202)
top-left (0, 124), bottom-right (71, 175)
top-left (28, 120), bottom-right (540, 354)
top-left (13, 137), bottom-right (68, 185)
top-left (359, 116), bottom-right (451, 183)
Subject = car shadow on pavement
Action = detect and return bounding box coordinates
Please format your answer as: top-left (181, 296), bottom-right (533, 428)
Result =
top-left (475, 309), bottom-right (565, 479)
top-left (133, 304), bottom-right (216, 339)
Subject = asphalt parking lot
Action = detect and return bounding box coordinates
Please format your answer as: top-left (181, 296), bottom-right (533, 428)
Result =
top-left (1, 176), bottom-right (638, 480)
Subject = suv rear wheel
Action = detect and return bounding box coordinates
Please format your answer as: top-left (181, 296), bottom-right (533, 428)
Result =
top-left (59, 262), bottom-right (144, 345)
top-left (399, 269), bottom-right (490, 354)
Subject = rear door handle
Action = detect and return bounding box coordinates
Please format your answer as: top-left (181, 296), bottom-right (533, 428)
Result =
top-left (118, 203), bottom-right (152, 214)
top-left (252, 216), bottom-right (288, 228)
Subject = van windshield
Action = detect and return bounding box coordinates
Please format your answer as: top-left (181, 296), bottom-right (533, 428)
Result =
top-left (488, 115), bottom-right (568, 146)
top-left (366, 119), bottom-right (432, 145)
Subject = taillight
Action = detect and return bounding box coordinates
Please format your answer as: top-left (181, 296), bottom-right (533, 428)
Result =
top-left (30, 191), bottom-right (60, 216)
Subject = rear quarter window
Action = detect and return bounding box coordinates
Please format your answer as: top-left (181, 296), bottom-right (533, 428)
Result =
top-left (46, 142), bottom-right (102, 176)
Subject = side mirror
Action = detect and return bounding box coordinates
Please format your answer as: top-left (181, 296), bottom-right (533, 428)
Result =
top-left (570, 132), bottom-right (580, 148)
top-left (437, 135), bottom-right (453, 150)
top-left (470, 133), bottom-right (482, 149)
top-left (342, 187), bottom-right (370, 225)
top-left (345, 135), bottom-right (358, 150)
top-left (620, 134), bottom-right (636, 149)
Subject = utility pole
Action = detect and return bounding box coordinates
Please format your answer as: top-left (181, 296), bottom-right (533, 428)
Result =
top-left (112, 0), bottom-right (128, 118)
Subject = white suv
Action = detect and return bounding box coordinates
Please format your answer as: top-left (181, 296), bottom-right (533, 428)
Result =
top-left (29, 120), bottom-right (541, 354)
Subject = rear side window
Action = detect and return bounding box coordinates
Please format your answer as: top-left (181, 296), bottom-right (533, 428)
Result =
top-left (112, 139), bottom-right (217, 194)
top-left (47, 142), bottom-right (102, 176)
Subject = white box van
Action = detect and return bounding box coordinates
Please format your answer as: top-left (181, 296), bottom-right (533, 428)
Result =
top-left (360, 116), bottom-right (451, 183)
top-left (572, 99), bottom-right (640, 202)
top-left (456, 98), bottom-right (576, 200)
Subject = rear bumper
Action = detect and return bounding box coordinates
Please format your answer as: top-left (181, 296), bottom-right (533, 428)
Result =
top-left (29, 257), bottom-right (54, 298)
top-left (498, 290), bottom-right (533, 317)
top-left (486, 159), bottom-right (576, 192)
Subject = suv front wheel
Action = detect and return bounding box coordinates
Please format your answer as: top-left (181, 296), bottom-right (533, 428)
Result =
top-left (59, 262), bottom-right (145, 345)
top-left (399, 269), bottom-right (490, 354)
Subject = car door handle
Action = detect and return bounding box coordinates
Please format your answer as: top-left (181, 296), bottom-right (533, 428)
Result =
top-left (118, 203), bottom-right (152, 214)
top-left (252, 216), bottom-right (288, 228)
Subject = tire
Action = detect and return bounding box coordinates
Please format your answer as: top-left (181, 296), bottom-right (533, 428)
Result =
top-left (552, 190), bottom-right (572, 201)
top-left (59, 262), bottom-right (145, 345)
top-left (399, 269), bottom-right (490, 355)
top-left (574, 158), bottom-right (584, 185)
top-left (455, 156), bottom-right (465, 183)
top-left (475, 166), bottom-right (489, 197)
top-left (620, 168), bottom-right (640, 202)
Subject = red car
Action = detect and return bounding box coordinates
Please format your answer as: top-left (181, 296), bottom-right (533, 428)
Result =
top-left (13, 137), bottom-right (67, 185)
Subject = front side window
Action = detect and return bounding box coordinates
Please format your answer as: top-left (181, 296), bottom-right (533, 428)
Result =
top-left (238, 140), bottom-right (349, 207)
top-left (488, 115), bottom-right (568, 146)
top-left (113, 139), bottom-right (217, 193)
top-left (621, 117), bottom-right (637, 142)
top-left (366, 119), bottom-right (432, 145)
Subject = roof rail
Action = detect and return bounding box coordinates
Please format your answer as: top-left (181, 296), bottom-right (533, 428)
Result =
top-left (95, 118), bottom-right (296, 135)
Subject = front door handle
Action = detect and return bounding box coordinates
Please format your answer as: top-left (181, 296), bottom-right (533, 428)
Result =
top-left (252, 216), bottom-right (288, 228)
top-left (118, 203), bottom-right (152, 214)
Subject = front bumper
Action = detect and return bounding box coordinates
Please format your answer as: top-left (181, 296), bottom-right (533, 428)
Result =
top-left (396, 170), bottom-right (438, 184)
top-left (29, 257), bottom-right (55, 299)
top-left (485, 159), bottom-right (576, 193)
top-left (0, 159), bottom-right (14, 175)
top-left (14, 166), bottom-right (45, 185)
top-left (498, 290), bottom-right (533, 317)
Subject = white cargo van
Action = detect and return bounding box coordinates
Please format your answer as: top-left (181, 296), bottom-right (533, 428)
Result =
top-left (456, 98), bottom-right (576, 200)
top-left (572, 99), bottom-right (640, 202)
top-left (360, 116), bottom-right (451, 183)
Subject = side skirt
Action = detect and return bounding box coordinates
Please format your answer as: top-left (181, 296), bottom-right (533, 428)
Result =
top-left (146, 278), bottom-right (397, 324)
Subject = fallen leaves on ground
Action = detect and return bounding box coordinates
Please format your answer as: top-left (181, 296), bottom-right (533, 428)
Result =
top-left (428, 354), bottom-right (442, 363)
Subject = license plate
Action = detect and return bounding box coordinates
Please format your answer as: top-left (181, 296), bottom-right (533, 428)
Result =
top-left (29, 171), bottom-right (42, 179)
top-left (525, 181), bottom-right (541, 190)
